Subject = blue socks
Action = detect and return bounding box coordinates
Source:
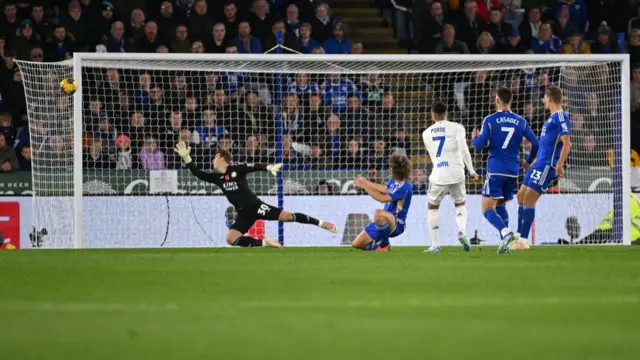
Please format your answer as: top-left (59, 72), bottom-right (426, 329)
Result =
top-left (517, 204), bottom-right (524, 234)
top-left (520, 206), bottom-right (536, 239)
top-left (496, 204), bottom-right (508, 227)
top-left (483, 209), bottom-right (506, 234)
top-left (366, 223), bottom-right (390, 250)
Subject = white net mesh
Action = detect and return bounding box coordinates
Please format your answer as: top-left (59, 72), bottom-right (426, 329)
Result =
top-left (16, 55), bottom-right (627, 248)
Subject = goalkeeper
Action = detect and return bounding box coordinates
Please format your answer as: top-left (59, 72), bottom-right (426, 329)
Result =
top-left (175, 142), bottom-right (338, 248)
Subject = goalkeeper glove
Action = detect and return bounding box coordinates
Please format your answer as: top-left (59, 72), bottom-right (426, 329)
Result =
top-left (174, 141), bottom-right (192, 164)
top-left (266, 163), bottom-right (283, 176)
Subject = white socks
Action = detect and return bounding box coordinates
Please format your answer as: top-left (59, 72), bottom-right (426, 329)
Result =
top-left (428, 209), bottom-right (440, 247)
top-left (455, 205), bottom-right (467, 235)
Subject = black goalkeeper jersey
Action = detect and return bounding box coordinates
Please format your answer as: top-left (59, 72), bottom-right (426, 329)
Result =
top-left (186, 162), bottom-right (269, 210)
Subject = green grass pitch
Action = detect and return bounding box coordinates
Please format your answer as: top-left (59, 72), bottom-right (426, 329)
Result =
top-left (1, 246), bottom-right (640, 360)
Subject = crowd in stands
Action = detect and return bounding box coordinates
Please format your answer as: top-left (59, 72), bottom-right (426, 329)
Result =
top-left (0, 0), bottom-right (636, 189)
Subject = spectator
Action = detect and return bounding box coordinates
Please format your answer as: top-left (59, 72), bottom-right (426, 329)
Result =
top-left (629, 3), bottom-right (640, 35)
top-left (207, 23), bottom-right (228, 53)
top-left (14, 20), bottom-right (41, 60)
top-left (0, 3), bottom-right (20, 50)
top-left (508, 76), bottom-right (525, 114)
top-left (138, 136), bottom-right (166, 170)
top-left (282, 93), bottom-right (305, 144)
top-left (0, 114), bottom-right (14, 148)
top-left (134, 71), bottom-right (152, 106)
top-left (631, 65), bottom-right (640, 113)
top-left (518, 6), bottom-right (542, 48)
top-left (237, 134), bottom-right (270, 163)
top-left (375, 93), bottom-right (404, 138)
top-left (104, 21), bottom-right (135, 53)
top-left (590, 25), bottom-right (618, 54)
top-left (323, 73), bottom-right (360, 114)
top-left (17, 144), bottom-right (31, 171)
top-left (115, 135), bottom-right (133, 170)
top-left (83, 138), bottom-right (113, 169)
top-left (500, 28), bottom-right (529, 53)
top-left (170, 25), bottom-right (192, 53)
top-left (523, 101), bottom-right (545, 135)
top-left (341, 137), bottom-right (366, 169)
top-left (157, 44), bottom-right (170, 53)
top-left (475, 0), bottom-right (502, 22)
top-left (94, 1), bottom-right (117, 46)
top-left (464, 71), bottom-right (493, 126)
top-left (188, 0), bottom-right (215, 42)
top-left (62, 1), bottom-right (90, 52)
top-left (311, 46), bottom-right (325, 54)
top-left (286, 4), bottom-right (302, 39)
top-left (322, 22), bottom-right (351, 54)
top-left (123, 111), bottom-right (147, 151)
top-left (358, 72), bottom-right (387, 109)
top-left (223, 1), bottom-right (241, 40)
top-left (552, 5), bottom-right (578, 43)
top-left (289, 72), bottom-right (319, 101)
top-left (315, 179), bottom-right (334, 194)
top-left (554, 0), bottom-right (587, 34)
top-left (456, 0), bottom-right (481, 52)
top-left (342, 93), bottom-right (370, 141)
top-left (168, 128), bottom-right (203, 169)
top-left (369, 138), bottom-right (388, 170)
top-left (250, 0), bottom-right (276, 43)
top-left (310, 2), bottom-right (335, 43)
top-left (191, 39), bottom-right (205, 53)
top-left (418, 0), bottom-right (446, 54)
top-left (97, 116), bottom-right (118, 155)
top-left (183, 95), bottom-right (201, 126)
top-left (45, 25), bottom-right (76, 61)
top-left (29, 4), bottom-right (52, 42)
top-left (563, 31), bottom-right (591, 54)
top-left (351, 42), bottom-right (364, 54)
top-left (298, 23), bottom-right (319, 54)
top-left (29, 47), bottom-right (45, 63)
top-left (263, 19), bottom-right (300, 53)
top-left (303, 93), bottom-right (328, 136)
top-left (629, 28), bottom-right (640, 68)
top-left (390, 128), bottom-right (411, 157)
top-left (128, 8), bottom-right (146, 43)
top-left (232, 21), bottom-right (263, 54)
top-left (412, 168), bottom-right (427, 194)
top-left (195, 108), bottom-right (227, 147)
top-left (475, 31), bottom-right (497, 54)
top-left (324, 113), bottom-right (342, 161)
top-left (156, 1), bottom-right (183, 44)
top-left (484, 7), bottom-right (513, 46)
top-left (531, 23), bottom-right (562, 54)
top-left (435, 24), bottom-right (470, 54)
top-left (241, 90), bottom-right (271, 137)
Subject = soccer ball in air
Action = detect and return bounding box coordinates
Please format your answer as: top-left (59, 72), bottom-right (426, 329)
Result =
top-left (60, 78), bottom-right (78, 95)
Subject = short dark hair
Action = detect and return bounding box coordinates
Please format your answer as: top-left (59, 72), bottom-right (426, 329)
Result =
top-left (545, 85), bottom-right (563, 104)
top-left (217, 150), bottom-right (232, 164)
top-left (496, 87), bottom-right (513, 105)
top-left (389, 153), bottom-right (412, 181)
top-left (431, 101), bottom-right (447, 119)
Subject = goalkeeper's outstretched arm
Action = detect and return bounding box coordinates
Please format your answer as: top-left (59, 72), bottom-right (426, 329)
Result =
top-left (235, 163), bottom-right (283, 176)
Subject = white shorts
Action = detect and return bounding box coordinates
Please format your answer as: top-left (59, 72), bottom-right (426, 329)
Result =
top-left (428, 182), bottom-right (466, 206)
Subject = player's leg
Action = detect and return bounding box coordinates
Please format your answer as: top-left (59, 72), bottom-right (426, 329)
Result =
top-left (495, 200), bottom-right (509, 228)
top-left (425, 183), bottom-right (445, 252)
top-left (481, 176), bottom-right (513, 240)
top-left (351, 230), bottom-right (374, 249)
top-left (517, 165), bottom-right (552, 247)
top-left (355, 209), bottom-right (396, 251)
top-left (278, 209), bottom-right (338, 233)
top-left (451, 182), bottom-right (471, 251)
top-left (231, 205), bottom-right (282, 248)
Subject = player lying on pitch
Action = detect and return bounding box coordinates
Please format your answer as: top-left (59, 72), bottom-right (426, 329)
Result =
top-left (175, 142), bottom-right (338, 248)
top-left (351, 154), bottom-right (413, 251)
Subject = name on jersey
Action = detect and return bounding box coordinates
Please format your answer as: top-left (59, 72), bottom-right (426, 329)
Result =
top-left (223, 182), bottom-right (239, 191)
top-left (430, 127), bottom-right (446, 133)
top-left (495, 117), bottom-right (519, 125)
top-left (436, 161), bottom-right (449, 168)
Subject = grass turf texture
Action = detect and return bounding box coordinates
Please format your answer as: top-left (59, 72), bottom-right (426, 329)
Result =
top-left (1, 247), bottom-right (639, 360)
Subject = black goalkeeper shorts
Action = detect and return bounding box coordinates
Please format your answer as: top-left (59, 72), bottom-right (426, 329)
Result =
top-left (231, 202), bottom-right (282, 234)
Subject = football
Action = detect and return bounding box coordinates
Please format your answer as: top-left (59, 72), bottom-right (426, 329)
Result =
top-left (60, 77), bottom-right (78, 95)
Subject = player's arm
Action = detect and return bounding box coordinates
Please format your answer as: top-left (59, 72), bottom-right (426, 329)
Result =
top-left (236, 163), bottom-right (283, 176)
top-left (523, 124), bottom-right (539, 165)
top-left (472, 118), bottom-right (491, 150)
top-left (555, 134), bottom-right (572, 175)
top-left (354, 176), bottom-right (392, 203)
top-left (364, 181), bottom-right (389, 194)
top-left (457, 127), bottom-right (478, 179)
top-left (174, 142), bottom-right (221, 184)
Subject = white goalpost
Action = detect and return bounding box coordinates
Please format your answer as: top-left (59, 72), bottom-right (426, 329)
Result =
top-left (15, 53), bottom-right (631, 248)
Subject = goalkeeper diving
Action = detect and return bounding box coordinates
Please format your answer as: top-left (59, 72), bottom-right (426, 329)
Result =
top-left (175, 142), bottom-right (338, 248)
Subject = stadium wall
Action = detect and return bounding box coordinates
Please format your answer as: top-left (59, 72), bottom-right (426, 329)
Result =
top-left (1, 194), bottom-right (611, 249)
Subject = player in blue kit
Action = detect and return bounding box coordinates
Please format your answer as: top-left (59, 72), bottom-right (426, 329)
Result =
top-left (472, 87), bottom-right (539, 251)
top-left (351, 154), bottom-right (413, 251)
top-left (513, 86), bottom-right (571, 253)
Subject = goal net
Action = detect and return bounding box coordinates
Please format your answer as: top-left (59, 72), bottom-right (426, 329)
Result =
top-left (15, 54), bottom-right (631, 248)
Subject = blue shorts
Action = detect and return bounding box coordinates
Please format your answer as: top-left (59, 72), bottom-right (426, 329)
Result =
top-left (482, 175), bottom-right (517, 201)
top-left (523, 164), bottom-right (556, 194)
top-left (364, 218), bottom-right (406, 241)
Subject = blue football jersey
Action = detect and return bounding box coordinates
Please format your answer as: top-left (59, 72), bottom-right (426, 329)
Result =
top-left (473, 110), bottom-right (539, 177)
top-left (537, 111), bottom-right (571, 168)
top-left (383, 179), bottom-right (413, 222)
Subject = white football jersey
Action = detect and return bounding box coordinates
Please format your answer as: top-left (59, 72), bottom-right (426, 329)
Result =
top-left (422, 120), bottom-right (475, 185)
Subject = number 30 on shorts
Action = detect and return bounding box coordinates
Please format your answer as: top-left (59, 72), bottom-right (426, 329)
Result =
top-left (257, 204), bottom-right (270, 216)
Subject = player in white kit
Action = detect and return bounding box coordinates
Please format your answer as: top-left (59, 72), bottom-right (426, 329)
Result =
top-left (422, 101), bottom-right (480, 252)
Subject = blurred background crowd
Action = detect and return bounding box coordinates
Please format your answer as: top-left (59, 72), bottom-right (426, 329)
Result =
top-left (0, 0), bottom-right (637, 195)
